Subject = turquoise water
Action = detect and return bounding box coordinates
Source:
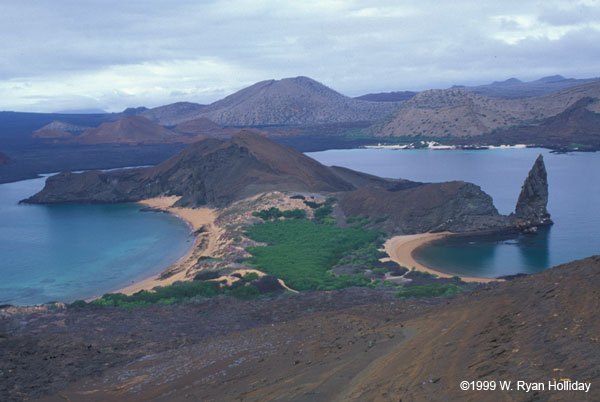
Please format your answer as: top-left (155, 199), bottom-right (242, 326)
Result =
top-left (308, 148), bottom-right (600, 277)
top-left (0, 176), bottom-right (193, 305)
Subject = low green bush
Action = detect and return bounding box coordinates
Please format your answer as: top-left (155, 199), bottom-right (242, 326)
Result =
top-left (245, 219), bottom-right (382, 291)
top-left (242, 272), bottom-right (260, 282)
top-left (395, 284), bottom-right (463, 299)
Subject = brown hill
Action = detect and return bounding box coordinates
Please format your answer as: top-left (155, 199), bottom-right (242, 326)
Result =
top-left (173, 117), bottom-right (272, 139)
top-left (141, 101), bottom-right (206, 126)
top-left (454, 75), bottom-right (600, 98)
top-left (475, 97), bottom-right (600, 149)
top-left (173, 117), bottom-right (221, 134)
top-left (3, 256), bottom-right (599, 401)
top-left (25, 132), bottom-right (355, 207)
top-left (73, 116), bottom-right (181, 145)
top-left (145, 131), bottom-right (356, 206)
top-left (144, 77), bottom-right (401, 126)
top-left (354, 90), bottom-right (417, 102)
top-left (339, 181), bottom-right (508, 234)
top-left (32, 120), bottom-right (90, 139)
top-left (372, 81), bottom-right (600, 138)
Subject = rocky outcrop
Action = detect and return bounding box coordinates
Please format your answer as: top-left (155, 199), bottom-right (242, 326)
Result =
top-left (512, 154), bottom-right (552, 227)
top-left (339, 155), bottom-right (553, 235)
top-left (339, 181), bottom-right (510, 234)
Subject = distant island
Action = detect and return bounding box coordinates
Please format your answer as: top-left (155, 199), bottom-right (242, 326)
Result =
top-left (1, 74), bottom-right (599, 184)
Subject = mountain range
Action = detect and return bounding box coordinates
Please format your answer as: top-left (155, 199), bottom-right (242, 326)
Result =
top-left (453, 75), bottom-right (600, 98)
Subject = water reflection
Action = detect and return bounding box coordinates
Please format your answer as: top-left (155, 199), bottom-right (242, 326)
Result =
top-left (517, 226), bottom-right (551, 273)
top-left (415, 229), bottom-right (551, 278)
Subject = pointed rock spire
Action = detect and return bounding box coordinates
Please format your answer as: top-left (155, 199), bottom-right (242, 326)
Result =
top-left (514, 154), bottom-right (552, 225)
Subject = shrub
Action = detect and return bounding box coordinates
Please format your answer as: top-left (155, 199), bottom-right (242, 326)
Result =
top-left (69, 300), bottom-right (87, 308)
top-left (395, 284), bottom-right (463, 299)
top-left (194, 271), bottom-right (221, 281)
top-left (226, 284), bottom-right (260, 299)
top-left (242, 272), bottom-right (260, 282)
top-left (245, 219), bottom-right (381, 291)
top-left (313, 205), bottom-right (333, 223)
top-left (303, 200), bottom-right (321, 209)
top-left (371, 267), bottom-right (389, 275)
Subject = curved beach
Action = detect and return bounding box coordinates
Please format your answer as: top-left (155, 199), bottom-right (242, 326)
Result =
top-left (384, 233), bottom-right (499, 283)
top-left (115, 196), bottom-right (221, 295)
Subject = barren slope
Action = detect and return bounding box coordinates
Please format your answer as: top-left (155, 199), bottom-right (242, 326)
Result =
top-left (2, 256), bottom-right (598, 401)
top-left (373, 81), bottom-right (600, 138)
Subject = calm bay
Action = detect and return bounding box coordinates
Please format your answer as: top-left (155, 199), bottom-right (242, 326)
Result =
top-left (0, 176), bottom-right (192, 306)
top-left (308, 148), bottom-right (600, 278)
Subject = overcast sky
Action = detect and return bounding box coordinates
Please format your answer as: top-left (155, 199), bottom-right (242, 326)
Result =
top-left (1, 0), bottom-right (599, 113)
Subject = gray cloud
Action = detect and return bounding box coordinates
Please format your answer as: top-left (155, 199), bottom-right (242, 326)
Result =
top-left (1, 0), bottom-right (599, 112)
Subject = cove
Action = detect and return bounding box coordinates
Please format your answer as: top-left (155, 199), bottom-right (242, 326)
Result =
top-left (308, 148), bottom-right (600, 277)
top-left (0, 175), bottom-right (192, 306)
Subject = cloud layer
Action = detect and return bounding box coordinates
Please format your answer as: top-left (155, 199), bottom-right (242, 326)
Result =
top-left (1, 0), bottom-right (599, 112)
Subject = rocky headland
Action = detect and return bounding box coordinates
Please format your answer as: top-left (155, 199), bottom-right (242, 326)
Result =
top-left (23, 131), bottom-right (551, 236)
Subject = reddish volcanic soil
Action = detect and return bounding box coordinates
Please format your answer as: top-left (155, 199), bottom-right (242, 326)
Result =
top-left (1, 256), bottom-right (599, 401)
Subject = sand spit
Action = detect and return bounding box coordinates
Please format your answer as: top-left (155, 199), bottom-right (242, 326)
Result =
top-left (384, 233), bottom-right (499, 283)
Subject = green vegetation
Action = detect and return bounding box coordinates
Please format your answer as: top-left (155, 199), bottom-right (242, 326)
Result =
top-left (194, 270), bottom-right (221, 281)
top-left (346, 216), bottom-right (371, 227)
top-left (371, 267), bottom-right (389, 275)
top-left (245, 219), bottom-right (382, 291)
top-left (69, 275), bottom-right (274, 309)
top-left (242, 272), bottom-right (260, 282)
top-left (252, 207), bottom-right (306, 220)
top-left (313, 205), bottom-right (333, 223)
top-left (395, 284), bottom-right (463, 299)
top-left (289, 194), bottom-right (305, 200)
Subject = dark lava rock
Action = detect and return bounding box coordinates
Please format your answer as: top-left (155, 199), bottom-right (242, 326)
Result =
top-left (253, 275), bottom-right (285, 294)
top-left (513, 154), bottom-right (551, 225)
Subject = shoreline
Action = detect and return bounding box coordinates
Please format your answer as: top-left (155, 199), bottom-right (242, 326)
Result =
top-left (384, 232), bottom-right (500, 283)
top-left (110, 196), bottom-right (220, 297)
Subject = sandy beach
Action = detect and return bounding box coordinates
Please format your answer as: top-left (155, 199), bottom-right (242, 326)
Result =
top-left (384, 232), bottom-right (499, 283)
top-left (115, 196), bottom-right (221, 295)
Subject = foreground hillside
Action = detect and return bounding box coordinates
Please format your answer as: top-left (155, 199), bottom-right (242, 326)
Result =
top-left (1, 255), bottom-right (598, 401)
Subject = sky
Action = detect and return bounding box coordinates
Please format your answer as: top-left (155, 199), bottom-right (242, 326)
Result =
top-left (1, 0), bottom-right (599, 113)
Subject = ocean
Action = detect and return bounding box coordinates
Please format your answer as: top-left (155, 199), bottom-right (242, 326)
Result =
top-left (0, 176), bottom-right (193, 306)
top-left (308, 148), bottom-right (600, 278)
